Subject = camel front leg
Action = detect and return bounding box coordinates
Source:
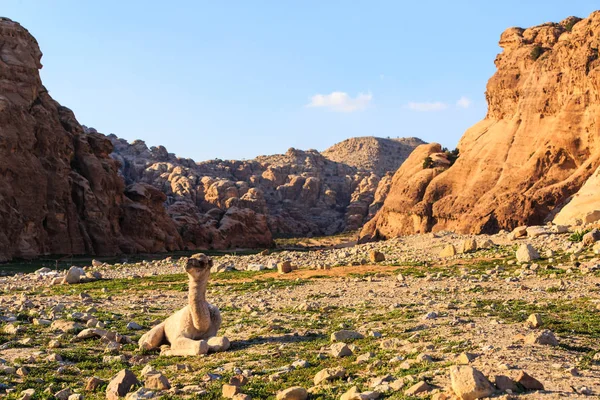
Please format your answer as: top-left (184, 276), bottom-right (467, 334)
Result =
top-left (164, 337), bottom-right (209, 356)
top-left (138, 322), bottom-right (166, 350)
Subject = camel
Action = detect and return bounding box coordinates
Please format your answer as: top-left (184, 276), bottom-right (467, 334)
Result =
top-left (138, 253), bottom-right (222, 356)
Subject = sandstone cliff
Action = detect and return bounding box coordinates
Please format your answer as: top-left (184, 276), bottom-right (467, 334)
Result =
top-left (0, 18), bottom-right (183, 261)
top-left (109, 135), bottom-right (423, 240)
top-left (361, 12), bottom-right (600, 240)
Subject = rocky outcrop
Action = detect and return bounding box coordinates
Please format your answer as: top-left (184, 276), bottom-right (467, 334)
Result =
top-left (0, 17), bottom-right (422, 262)
top-left (109, 136), bottom-right (423, 238)
top-left (322, 136), bottom-right (425, 175)
top-left (0, 17), bottom-right (184, 262)
top-left (553, 165), bottom-right (600, 225)
top-left (361, 11), bottom-right (600, 240)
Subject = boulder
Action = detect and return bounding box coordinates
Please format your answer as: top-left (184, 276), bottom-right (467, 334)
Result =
top-left (449, 365), bottom-right (494, 400)
top-left (369, 251), bottom-right (385, 262)
top-left (276, 387), bottom-right (308, 400)
top-left (440, 245), bottom-right (457, 257)
top-left (65, 266), bottom-right (84, 284)
top-left (459, 239), bottom-right (477, 254)
top-left (106, 369), bottom-right (140, 400)
top-left (277, 261), bottom-right (293, 274)
top-left (516, 371), bottom-right (544, 390)
top-left (516, 244), bottom-right (539, 263)
top-left (331, 330), bottom-right (364, 342)
top-left (207, 336), bottom-right (231, 352)
top-left (314, 367), bottom-right (346, 385)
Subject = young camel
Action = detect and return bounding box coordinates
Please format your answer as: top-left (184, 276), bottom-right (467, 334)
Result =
top-left (138, 253), bottom-right (222, 355)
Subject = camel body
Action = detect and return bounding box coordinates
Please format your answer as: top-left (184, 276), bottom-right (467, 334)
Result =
top-left (139, 254), bottom-right (222, 356)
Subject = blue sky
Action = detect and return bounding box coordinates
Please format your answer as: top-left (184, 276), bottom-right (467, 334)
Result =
top-left (4, 1), bottom-right (598, 160)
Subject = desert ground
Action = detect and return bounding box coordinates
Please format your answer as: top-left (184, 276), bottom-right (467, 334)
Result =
top-left (1, 227), bottom-right (600, 399)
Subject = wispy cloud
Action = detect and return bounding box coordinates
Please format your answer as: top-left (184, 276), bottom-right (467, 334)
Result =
top-left (456, 96), bottom-right (472, 109)
top-left (307, 91), bottom-right (372, 113)
top-left (407, 101), bottom-right (448, 112)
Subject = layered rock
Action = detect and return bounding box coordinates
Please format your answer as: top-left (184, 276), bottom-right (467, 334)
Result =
top-left (0, 18), bottom-right (183, 261)
top-left (109, 137), bottom-right (423, 238)
top-left (361, 11), bottom-right (600, 240)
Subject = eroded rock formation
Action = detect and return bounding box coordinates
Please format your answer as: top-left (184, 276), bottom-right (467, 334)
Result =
top-left (109, 136), bottom-right (423, 239)
top-left (361, 12), bottom-right (600, 240)
top-left (0, 18), bottom-right (182, 262)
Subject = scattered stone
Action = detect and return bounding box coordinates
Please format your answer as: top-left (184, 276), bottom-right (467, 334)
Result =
top-left (404, 381), bottom-right (433, 396)
top-left (222, 384), bottom-right (241, 398)
top-left (331, 329), bottom-right (364, 342)
top-left (525, 330), bottom-right (558, 346)
top-left (85, 376), bottom-right (105, 391)
top-left (126, 322), bottom-right (143, 330)
top-left (456, 352), bottom-right (478, 365)
top-left (207, 336), bottom-right (231, 352)
top-left (516, 371), bottom-right (544, 391)
top-left (276, 386), bottom-right (308, 400)
top-left (277, 261), bottom-right (293, 274)
top-left (330, 342), bottom-right (353, 358)
top-left (459, 239), bottom-right (477, 254)
top-left (65, 266), bottom-right (84, 284)
top-left (145, 373), bottom-right (170, 390)
top-left (369, 250), bottom-right (385, 262)
top-left (54, 388), bottom-right (72, 400)
top-left (526, 313), bottom-right (543, 329)
top-left (106, 369), bottom-right (140, 400)
top-left (494, 375), bottom-right (518, 392)
top-left (509, 226), bottom-right (527, 239)
top-left (516, 244), bottom-right (540, 263)
top-left (449, 365), bottom-right (494, 400)
top-left (440, 245), bottom-right (457, 257)
top-left (314, 367), bottom-right (346, 385)
top-left (582, 228), bottom-right (600, 245)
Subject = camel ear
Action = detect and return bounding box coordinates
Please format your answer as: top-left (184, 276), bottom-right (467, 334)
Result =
top-left (208, 258), bottom-right (213, 268)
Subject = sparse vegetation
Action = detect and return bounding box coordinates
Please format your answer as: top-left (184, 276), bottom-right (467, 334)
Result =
top-left (422, 156), bottom-right (434, 169)
top-left (530, 45), bottom-right (545, 61)
top-left (569, 228), bottom-right (591, 242)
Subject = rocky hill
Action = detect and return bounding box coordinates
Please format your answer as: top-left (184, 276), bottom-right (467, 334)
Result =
top-left (361, 11), bottom-right (600, 241)
top-left (322, 136), bottom-right (425, 175)
top-left (0, 17), bottom-right (186, 262)
top-left (0, 18), bottom-right (274, 261)
top-left (108, 134), bottom-right (423, 247)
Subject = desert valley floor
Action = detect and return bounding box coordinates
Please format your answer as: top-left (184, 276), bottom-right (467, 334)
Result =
top-left (1, 227), bottom-right (600, 399)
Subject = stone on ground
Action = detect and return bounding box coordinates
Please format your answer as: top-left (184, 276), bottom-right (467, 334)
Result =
top-left (516, 371), bottom-right (544, 390)
top-left (276, 386), bottom-right (308, 400)
top-left (516, 244), bottom-right (540, 263)
top-left (106, 369), bottom-right (140, 400)
top-left (440, 245), bottom-right (457, 257)
top-left (449, 365), bottom-right (494, 400)
top-left (331, 329), bottom-right (364, 342)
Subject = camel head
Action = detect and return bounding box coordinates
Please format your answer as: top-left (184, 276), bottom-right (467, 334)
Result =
top-left (183, 253), bottom-right (213, 281)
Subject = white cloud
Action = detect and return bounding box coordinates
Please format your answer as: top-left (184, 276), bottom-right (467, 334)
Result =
top-left (456, 96), bottom-right (472, 109)
top-left (407, 101), bottom-right (448, 112)
top-left (307, 91), bottom-right (372, 112)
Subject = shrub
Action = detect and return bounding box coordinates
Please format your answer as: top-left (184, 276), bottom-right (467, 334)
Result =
top-left (568, 229), bottom-right (591, 242)
top-left (422, 156), bottom-right (434, 169)
top-left (530, 46), bottom-right (545, 61)
top-left (445, 148), bottom-right (459, 166)
top-left (565, 19), bottom-right (579, 32)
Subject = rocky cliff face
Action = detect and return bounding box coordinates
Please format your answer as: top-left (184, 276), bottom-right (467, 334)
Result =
top-left (0, 18), bottom-right (183, 261)
top-left (108, 135), bottom-right (423, 240)
top-left (361, 12), bottom-right (600, 240)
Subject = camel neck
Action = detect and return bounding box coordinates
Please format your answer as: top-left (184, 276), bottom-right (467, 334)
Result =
top-left (188, 278), bottom-right (210, 331)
